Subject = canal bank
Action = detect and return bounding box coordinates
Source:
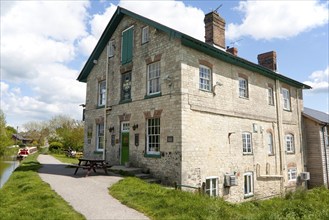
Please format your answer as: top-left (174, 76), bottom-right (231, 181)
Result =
top-left (0, 156), bottom-right (20, 188)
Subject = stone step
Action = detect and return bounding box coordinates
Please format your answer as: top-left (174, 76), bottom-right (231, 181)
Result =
top-left (109, 165), bottom-right (143, 175)
top-left (135, 173), bottom-right (152, 179)
top-left (145, 178), bottom-right (161, 184)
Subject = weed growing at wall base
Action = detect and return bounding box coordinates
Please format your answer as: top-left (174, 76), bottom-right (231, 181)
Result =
top-left (109, 177), bottom-right (329, 220)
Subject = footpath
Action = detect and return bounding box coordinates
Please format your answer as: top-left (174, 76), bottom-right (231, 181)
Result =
top-left (37, 154), bottom-right (149, 220)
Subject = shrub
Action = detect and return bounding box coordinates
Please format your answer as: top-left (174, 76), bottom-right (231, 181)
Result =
top-left (49, 142), bottom-right (63, 153)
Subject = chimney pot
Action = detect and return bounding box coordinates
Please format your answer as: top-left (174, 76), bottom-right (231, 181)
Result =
top-left (257, 51), bottom-right (277, 71)
top-left (204, 11), bottom-right (226, 49)
top-left (226, 47), bottom-right (238, 56)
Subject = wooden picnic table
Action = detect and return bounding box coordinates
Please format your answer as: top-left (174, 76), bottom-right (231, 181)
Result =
top-left (73, 158), bottom-right (108, 177)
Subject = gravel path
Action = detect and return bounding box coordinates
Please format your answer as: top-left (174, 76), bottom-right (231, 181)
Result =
top-left (37, 154), bottom-right (149, 220)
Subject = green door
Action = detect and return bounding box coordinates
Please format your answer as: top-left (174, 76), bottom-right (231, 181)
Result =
top-left (121, 122), bottom-right (130, 164)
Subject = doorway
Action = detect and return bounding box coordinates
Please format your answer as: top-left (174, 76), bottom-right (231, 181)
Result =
top-left (120, 122), bottom-right (130, 165)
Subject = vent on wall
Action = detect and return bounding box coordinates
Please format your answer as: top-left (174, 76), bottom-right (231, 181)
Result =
top-left (224, 174), bottom-right (238, 187)
top-left (300, 172), bottom-right (310, 181)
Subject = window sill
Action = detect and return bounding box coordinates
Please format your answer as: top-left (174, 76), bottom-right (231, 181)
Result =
top-left (239, 96), bottom-right (249, 100)
top-left (144, 153), bottom-right (161, 158)
top-left (199, 89), bottom-right (212, 93)
top-left (97, 105), bottom-right (105, 109)
top-left (268, 153), bottom-right (275, 156)
top-left (286, 151), bottom-right (295, 155)
top-left (93, 151), bottom-right (103, 154)
top-left (243, 153), bottom-right (253, 155)
top-left (119, 99), bottom-right (132, 104)
top-left (144, 92), bottom-right (162, 99)
top-left (244, 194), bottom-right (254, 199)
top-left (283, 108), bottom-right (292, 112)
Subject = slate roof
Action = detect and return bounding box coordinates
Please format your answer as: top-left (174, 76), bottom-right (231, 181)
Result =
top-left (303, 107), bottom-right (329, 124)
top-left (77, 6), bottom-right (311, 90)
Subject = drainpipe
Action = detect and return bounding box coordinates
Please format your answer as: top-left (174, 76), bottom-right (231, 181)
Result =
top-left (322, 123), bottom-right (329, 188)
top-left (103, 44), bottom-right (110, 161)
top-left (275, 79), bottom-right (285, 193)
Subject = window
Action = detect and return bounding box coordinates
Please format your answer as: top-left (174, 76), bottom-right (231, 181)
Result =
top-left (98, 80), bottom-right (106, 106)
top-left (121, 72), bottom-right (131, 101)
top-left (285, 134), bottom-right (294, 153)
top-left (239, 77), bottom-right (248, 98)
top-left (282, 88), bottom-right (291, 110)
top-left (121, 26), bottom-right (134, 64)
top-left (205, 177), bottom-right (218, 197)
top-left (199, 65), bottom-right (211, 91)
top-left (108, 40), bottom-right (115, 57)
top-left (96, 123), bottom-right (104, 151)
top-left (242, 132), bottom-right (252, 154)
top-left (267, 132), bottom-right (274, 155)
top-left (288, 168), bottom-right (297, 181)
top-left (244, 172), bottom-right (253, 197)
top-left (268, 87), bottom-right (274, 105)
top-left (141, 26), bottom-right (149, 44)
top-left (146, 118), bottom-right (160, 155)
top-left (147, 62), bottom-right (161, 95)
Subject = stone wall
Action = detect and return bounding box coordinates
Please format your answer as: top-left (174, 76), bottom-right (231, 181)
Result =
top-left (179, 44), bottom-right (304, 202)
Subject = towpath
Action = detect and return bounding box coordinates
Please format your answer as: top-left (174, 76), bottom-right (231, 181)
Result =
top-left (37, 154), bottom-right (149, 220)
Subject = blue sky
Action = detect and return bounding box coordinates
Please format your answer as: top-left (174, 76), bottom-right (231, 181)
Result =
top-left (1, 0), bottom-right (328, 129)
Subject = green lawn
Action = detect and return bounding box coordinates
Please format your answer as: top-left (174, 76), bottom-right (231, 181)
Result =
top-left (109, 177), bottom-right (329, 220)
top-left (50, 153), bottom-right (79, 164)
top-left (0, 153), bottom-right (85, 220)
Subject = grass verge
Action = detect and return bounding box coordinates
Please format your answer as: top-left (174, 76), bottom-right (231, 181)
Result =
top-left (50, 153), bottom-right (79, 164)
top-left (0, 153), bottom-right (85, 220)
top-left (109, 177), bottom-right (329, 220)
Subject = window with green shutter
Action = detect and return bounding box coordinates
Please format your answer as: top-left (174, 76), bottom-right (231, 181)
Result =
top-left (121, 26), bottom-right (134, 64)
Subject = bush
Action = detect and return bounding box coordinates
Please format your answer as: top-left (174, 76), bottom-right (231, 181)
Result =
top-left (49, 142), bottom-right (63, 153)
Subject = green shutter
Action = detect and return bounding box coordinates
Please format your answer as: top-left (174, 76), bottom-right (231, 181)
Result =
top-left (121, 27), bottom-right (133, 64)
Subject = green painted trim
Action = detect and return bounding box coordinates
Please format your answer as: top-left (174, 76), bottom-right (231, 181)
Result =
top-left (144, 153), bottom-right (161, 158)
top-left (93, 151), bottom-right (103, 154)
top-left (144, 92), bottom-right (162, 99)
top-left (181, 36), bottom-right (311, 89)
top-left (77, 6), bottom-right (311, 91)
top-left (119, 99), bottom-right (132, 104)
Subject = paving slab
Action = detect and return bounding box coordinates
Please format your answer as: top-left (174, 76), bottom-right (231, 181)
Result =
top-left (37, 154), bottom-right (149, 220)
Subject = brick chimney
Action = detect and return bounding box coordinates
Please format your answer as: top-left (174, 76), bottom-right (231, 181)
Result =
top-left (226, 47), bottom-right (238, 56)
top-left (204, 11), bottom-right (226, 49)
top-left (257, 51), bottom-right (277, 71)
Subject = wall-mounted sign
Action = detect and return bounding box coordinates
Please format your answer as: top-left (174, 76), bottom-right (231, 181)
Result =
top-left (111, 134), bottom-right (115, 146)
top-left (167, 136), bottom-right (174, 143)
top-left (135, 133), bottom-right (139, 146)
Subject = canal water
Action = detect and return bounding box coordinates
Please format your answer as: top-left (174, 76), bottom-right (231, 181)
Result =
top-left (0, 156), bottom-right (20, 188)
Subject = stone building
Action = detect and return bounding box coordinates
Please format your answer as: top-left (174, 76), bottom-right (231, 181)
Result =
top-left (77, 7), bottom-right (311, 202)
top-left (303, 107), bottom-right (329, 189)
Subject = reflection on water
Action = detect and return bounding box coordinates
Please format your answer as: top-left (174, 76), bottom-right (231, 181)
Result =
top-left (0, 157), bottom-right (20, 188)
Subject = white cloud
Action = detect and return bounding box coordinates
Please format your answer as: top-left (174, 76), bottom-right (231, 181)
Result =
top-left (0, 1), bottom-right (89, 126)
top-left (119, 0), bottom-right (204, 40)
top-left (77, 0), bottom-right (205, 56)
top-left (304, 66), bottom-right (329, 93)
top-left (227, 0), bottom-right (329, 40)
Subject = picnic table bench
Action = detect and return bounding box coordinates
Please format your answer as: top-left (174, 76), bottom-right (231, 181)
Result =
top-left (72, 158), bottom-right (108, 177)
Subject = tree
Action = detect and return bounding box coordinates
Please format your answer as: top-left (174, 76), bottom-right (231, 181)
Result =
top-left (0, 110), bottom-right (14, 156)
top-left (23, 115), bottom-right (84, 151)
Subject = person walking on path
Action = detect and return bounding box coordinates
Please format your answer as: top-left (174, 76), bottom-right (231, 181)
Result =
top-left (37, 154), bottom-right (149, 220)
